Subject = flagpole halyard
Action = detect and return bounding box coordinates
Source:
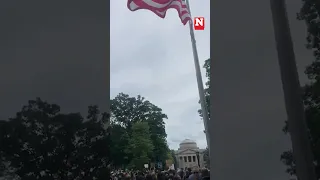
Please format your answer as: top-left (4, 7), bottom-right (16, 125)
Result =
top-left (185, 0), bottom-right (211, 157)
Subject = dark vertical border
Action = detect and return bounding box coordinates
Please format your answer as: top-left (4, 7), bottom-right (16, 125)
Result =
top-left (106, 0), bottom-right (111, 178)
top-left (209, 1), bottom-right (214, 178)
top-left (106, 0), bottom-right (111, 113)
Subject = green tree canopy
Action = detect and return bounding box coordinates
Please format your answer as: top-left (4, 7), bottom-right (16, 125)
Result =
top-left (109, 93), bottom-right (169, 168)
top-left (127, 122), bottom-right (154, 169)
top-left (109, 123), bottom-right (130, 168)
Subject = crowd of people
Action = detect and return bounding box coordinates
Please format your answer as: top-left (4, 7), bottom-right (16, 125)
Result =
top-left (110, 167), bottom-right (210, 180)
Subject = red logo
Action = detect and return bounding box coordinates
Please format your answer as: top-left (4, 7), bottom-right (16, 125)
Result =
top-left (194, 17), bottom-right (205, 30)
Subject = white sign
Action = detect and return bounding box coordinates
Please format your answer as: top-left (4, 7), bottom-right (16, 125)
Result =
top-left (144, 164), bottom-right (149, 168)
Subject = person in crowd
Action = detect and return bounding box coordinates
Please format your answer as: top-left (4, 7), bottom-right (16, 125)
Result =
top-left (136, 172), bottom-right (146, 180)
top-left (146, 173), bottom-right (156, 180)
top-left (185, 168), bottom-right (192, 179)
top-left (200, 168), bottom-right (210, 180)
top-left (157, 171), bottom-right (166, 180)
top-left (173, 174), bottom-right (182, 180)
top-left (178, 169), bottom-right (184, 180)
top-left (109, 166), bottom-right (210, 180)
top-left (166, 172), bottom-right (174, 180)
top-left (188, 167), bottom-right (200, 180)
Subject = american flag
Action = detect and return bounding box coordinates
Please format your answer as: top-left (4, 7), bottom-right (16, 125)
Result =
top-left (127, 0), bottom-right (192, 25)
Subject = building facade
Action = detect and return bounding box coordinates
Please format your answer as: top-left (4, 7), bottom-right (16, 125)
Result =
top-left (174, 139), bottom-right (205, 169)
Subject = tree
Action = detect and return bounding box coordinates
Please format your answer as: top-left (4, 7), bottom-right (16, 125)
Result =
top-left (127, 122), bottom-right (154, 169)
top-left (280, 84), bottom-right (320, 177)
top-left (280, 1), bottom-right (320, 178)
top-left (203, 147), bottom-right (210, 168)
top-left (0, 120), bottom-right (17, 180)
top-left (0, 98), bottom-right (110, 180)
top-left (297, 0), bottom-right (320, 61)
top-left (111, 93), bottom-right (169, 164)
top-left (198, 58), bottom-right (211, 119)
top-left (169, 150), bottom-right (177, 169)
top-left (109, 123), bottom-right (130, 168)
top-left (197, 58), bottom-right (210, 167)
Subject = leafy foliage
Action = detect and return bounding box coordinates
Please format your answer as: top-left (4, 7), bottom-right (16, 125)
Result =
top-left (0, 98), bottom-right (110, 180)
top-left (169, 150), bottom-right (177, 169)
top-left (198, 58), bottom-right (211, 118)
top-left (127, 122), bottom-right (154, 169)
top-left (197, 58), bottom-right (210, 164)
top-left (297, 0), bottom-right (320, 61)
top-left (109, 123), bottom-right (130, 168)
top-left (203, 147), bottom-right (210, 168)
top-left (280, 1), bottom-right (320, 177)
top-left (0, 93), bottom-right (170, 178)
top-left (109, 93), bottom-right (170, 169)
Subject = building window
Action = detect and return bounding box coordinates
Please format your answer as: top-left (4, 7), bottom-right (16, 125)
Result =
top-left (188, 156), bottom-right (191, 162)
top-left (193, 156), bottom-right (196, 162)
top-left (180, 156), bottom-right (183, 160)
top-left (184, 156), bottom-right (187, 162)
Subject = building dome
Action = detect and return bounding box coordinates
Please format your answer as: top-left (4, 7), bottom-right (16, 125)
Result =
top-left (179, 139), bottom-right (198, 149)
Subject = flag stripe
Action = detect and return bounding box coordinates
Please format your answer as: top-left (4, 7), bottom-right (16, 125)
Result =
top-left (129, 0), bottom-right (185, 9)
top-left (127, 0), bottom-right (192, 25)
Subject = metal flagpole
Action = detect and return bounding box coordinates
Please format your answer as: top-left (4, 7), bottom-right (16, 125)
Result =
top-left (270, 0), bottom-right (316, 180)
top-left (185, 0), bottom-right (211, 156)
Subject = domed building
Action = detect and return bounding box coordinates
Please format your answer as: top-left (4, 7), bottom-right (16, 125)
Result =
top-left (174, 139), bottom-right (206, 169)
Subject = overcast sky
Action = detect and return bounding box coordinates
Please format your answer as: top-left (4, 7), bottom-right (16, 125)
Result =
top-left (0, 0), bottom-right (315, 180)
top-left (111, 0), bottom-right (210, 150)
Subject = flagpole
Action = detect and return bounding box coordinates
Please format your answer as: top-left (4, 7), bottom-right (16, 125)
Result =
top-left (270, 0), bottom-right (316, 180)
top-left (185, 0), bottom-right (211, 156)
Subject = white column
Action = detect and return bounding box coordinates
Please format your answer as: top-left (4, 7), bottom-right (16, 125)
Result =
top-left (180, 156), bottom-right (184, 169)
top-left (195, 154), bottom-right (199, 167)
top-left (200, 153), bottom-right (204, 168)
top-left (195, 154), bottom-right (198, 167)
